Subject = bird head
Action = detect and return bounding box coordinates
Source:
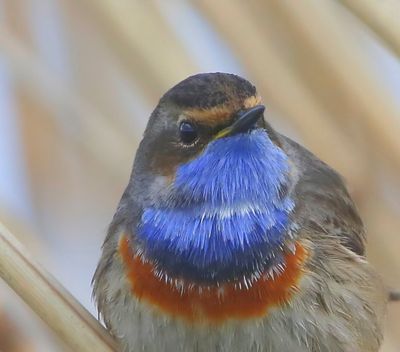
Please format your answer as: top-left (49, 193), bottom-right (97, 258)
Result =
top-left (125, 73), bottom-right (296, 286)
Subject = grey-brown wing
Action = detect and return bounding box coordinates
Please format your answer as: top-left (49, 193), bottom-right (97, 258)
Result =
top-left (280, 135), bottom-right (366, 256)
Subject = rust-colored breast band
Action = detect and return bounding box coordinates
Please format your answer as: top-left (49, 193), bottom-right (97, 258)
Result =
top-left (119, 236), bottom-right (307, 325)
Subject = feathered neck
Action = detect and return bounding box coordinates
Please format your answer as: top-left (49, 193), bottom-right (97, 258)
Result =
top-left (136, 129), bottom-right (295, 283)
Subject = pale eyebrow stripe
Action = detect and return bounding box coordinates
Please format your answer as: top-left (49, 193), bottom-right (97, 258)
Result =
top-left (183, 95), bottom-right (262, 126)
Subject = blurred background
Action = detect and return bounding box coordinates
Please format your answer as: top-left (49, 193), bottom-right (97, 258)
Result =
top-left (0, 0), bottom-right (399, 350)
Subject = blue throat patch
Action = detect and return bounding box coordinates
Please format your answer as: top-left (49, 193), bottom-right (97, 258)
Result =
top-left (137, 129), bottom-right (294, 283)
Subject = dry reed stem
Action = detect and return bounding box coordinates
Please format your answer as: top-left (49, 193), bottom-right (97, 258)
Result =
top-left (0, 26), bottom-right (134, 180)
top-left (0, 222), bottom-right (118, 352)
top-left (76, 0), bottom-right (198, 99)
top-left (339, 0), bottom-right (400, 58)
top-left (267, 0), bottom-right (400, 172)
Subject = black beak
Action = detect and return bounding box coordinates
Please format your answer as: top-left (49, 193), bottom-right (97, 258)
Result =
top-left (230, 105), bottom-right (265, 134)
top-left (214, 105), bottom-right (265, 140)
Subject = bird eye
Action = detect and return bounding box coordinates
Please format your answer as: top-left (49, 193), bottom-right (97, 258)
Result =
top-left (179, 121), bottom-right (198, 144)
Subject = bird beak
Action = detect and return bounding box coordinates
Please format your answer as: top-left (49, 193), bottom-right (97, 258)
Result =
top-left (214, 105), bottom-right (266, 140)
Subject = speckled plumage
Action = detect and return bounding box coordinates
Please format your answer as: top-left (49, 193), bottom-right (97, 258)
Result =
top-left (93, 73), bottom-right (387, 352)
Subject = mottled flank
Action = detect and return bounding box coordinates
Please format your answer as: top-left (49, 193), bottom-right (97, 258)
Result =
top-left (119, 235), bottom-right (308, 324)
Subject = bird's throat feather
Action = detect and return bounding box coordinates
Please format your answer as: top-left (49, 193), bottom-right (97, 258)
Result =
top-left (136, 130), bottom-right (295, 282)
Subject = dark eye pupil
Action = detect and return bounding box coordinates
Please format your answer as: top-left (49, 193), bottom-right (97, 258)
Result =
top-left (179, 122), bottom-right (198, 144)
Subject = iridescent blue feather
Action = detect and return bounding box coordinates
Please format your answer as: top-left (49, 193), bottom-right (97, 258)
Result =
top-left (137, 130), bottom-right (294, 282)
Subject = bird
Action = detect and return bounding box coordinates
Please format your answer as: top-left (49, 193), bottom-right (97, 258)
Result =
top-left (93, 73), bottom-right (387, 352)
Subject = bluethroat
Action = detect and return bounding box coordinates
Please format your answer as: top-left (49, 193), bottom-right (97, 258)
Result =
top-left (93, 73), bottom-right (387, 352)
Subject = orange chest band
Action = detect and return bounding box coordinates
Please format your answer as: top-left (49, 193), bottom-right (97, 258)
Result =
top-left (119, 235), bottom-right (308, 324)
